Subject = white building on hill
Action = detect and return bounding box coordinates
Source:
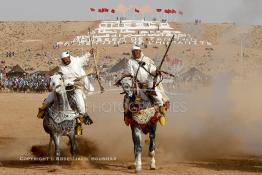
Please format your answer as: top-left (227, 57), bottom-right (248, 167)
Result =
top-left (57, 20), bottom-right (212, 47)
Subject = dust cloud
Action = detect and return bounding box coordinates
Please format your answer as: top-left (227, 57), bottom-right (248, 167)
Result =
top-left (158, 74), bottom-right (262, 161)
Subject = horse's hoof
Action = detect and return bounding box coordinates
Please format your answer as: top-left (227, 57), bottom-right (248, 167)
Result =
top-left (135, 165), bottom-right (142, 173)
top-left (150, 164), bottom-right (156, 170)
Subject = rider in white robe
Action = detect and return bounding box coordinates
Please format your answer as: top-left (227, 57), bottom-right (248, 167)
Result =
top-left (125, 45), bottom-right (169, 124)
top-left (40, 51), bottom-right (94, 133)
top-left (44, 51), bottom-right (94, 113)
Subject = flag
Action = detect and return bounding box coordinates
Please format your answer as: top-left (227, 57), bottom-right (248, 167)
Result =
top-left (111, 9), bottom-right (116, 13)
top-left (98, 8), bottom-right (109, 13)
top-left (156, 8), bottom-right (162, 12)
top-left (171, 9), bottom-right (176, 14)
top-left (90, 8), bottom-right (95, 12)
top-left (101, 8), bottom-right (107, 12)
top-left (164, 9), bottom-right (171, 14)
top-left (135, 8), bottom-right (140, 13)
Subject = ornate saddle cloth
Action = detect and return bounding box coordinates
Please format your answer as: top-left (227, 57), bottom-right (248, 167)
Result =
top-left (47, 107), bottom-right (78, 124)
top-left (132, 107), bottom-right (156, 124)
top-left (127, 107), bottom-right (158, 134)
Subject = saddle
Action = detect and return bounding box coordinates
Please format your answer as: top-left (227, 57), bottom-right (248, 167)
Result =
top-left (47, 107), bottom-right (79, 124)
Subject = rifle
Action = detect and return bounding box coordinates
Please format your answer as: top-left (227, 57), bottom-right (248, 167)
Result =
top-left (88, 28), bottom-right (105, 93)
top-left (152, 34), bottom-right (175, 89)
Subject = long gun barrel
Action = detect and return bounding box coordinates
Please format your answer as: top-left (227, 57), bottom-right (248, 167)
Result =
top-left (88, 28), bottom-right (105, 93)
top-left (152, 34), bottom-right (175, 89)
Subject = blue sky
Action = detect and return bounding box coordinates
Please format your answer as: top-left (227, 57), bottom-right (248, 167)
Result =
top-left (0, 0), bottom-right (261, 24)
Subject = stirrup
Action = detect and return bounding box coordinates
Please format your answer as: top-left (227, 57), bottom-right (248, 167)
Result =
top-left (75, 123), bottom-right (83, 136)
top-left (159, 115), bottom-right (166, 126)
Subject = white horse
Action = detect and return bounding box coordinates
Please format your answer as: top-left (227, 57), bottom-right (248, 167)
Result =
top-left (116, 75), bottom-right (165, 172)
top-left (43, 74), bottom-right (79, 161)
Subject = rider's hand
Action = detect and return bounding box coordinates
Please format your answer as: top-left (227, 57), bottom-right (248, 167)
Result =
top-left (83, 114), bottom-right (93, 125)
top-left (139, 61), bottom-right (146, 66)
top-left (156, 70), bottom-right (162, 76)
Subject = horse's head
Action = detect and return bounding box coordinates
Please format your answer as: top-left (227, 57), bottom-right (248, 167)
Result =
top-left (49, 74), bottom-right (64, 93)
top-left (115, 75), bottom-right (153, 109)
top-left (115, 75), bottom-right (134, 97)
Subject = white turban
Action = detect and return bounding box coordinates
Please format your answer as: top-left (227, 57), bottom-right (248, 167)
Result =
top-left (132, 45), bottom-right (141, 51)
top-left (61, 51), bottom-right (70, 59)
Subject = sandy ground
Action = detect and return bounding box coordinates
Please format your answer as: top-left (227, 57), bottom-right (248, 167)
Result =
top-left (1, 80), bottom-right (262, 174)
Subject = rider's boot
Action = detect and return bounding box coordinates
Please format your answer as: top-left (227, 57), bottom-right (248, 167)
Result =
top-left (75, 113), bottom-right (93, 136)
top-left (37, 103), bottom-right (48, 119)
top-left (158, 106), bottom-right (166, 126)
top-left (75, 118), bottom-right (83, 136)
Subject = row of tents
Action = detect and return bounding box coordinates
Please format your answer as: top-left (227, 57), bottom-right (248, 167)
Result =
top-left (3, 64), bottom-right (59, 77)
top-left (4, 62), bottom-right (209, 84)
top-left (108, 58), bottom-right (209, 83)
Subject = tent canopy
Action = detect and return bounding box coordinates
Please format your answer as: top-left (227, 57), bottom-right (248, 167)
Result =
top-left (7, 64), bottom-right (27, 77)
top-left (108, 58), bottom-right (128, 73)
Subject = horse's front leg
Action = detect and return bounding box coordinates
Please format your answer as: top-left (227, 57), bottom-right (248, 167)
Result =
top-left (48, 135), bottom-right (53, 157)
top-left (131, 125), bottom-right (142, 172)
top-left (53, 134), bottom-right (61, 162)
top-left (149, 124), bottom-right (157, 170)
top-left (68, 132), bottom-right (77, 157)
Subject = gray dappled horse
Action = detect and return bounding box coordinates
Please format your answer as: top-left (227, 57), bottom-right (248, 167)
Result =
top-left (43, 74), bottom-right (79, 161)
top-left (116, 75), bottom-right (158, 172)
